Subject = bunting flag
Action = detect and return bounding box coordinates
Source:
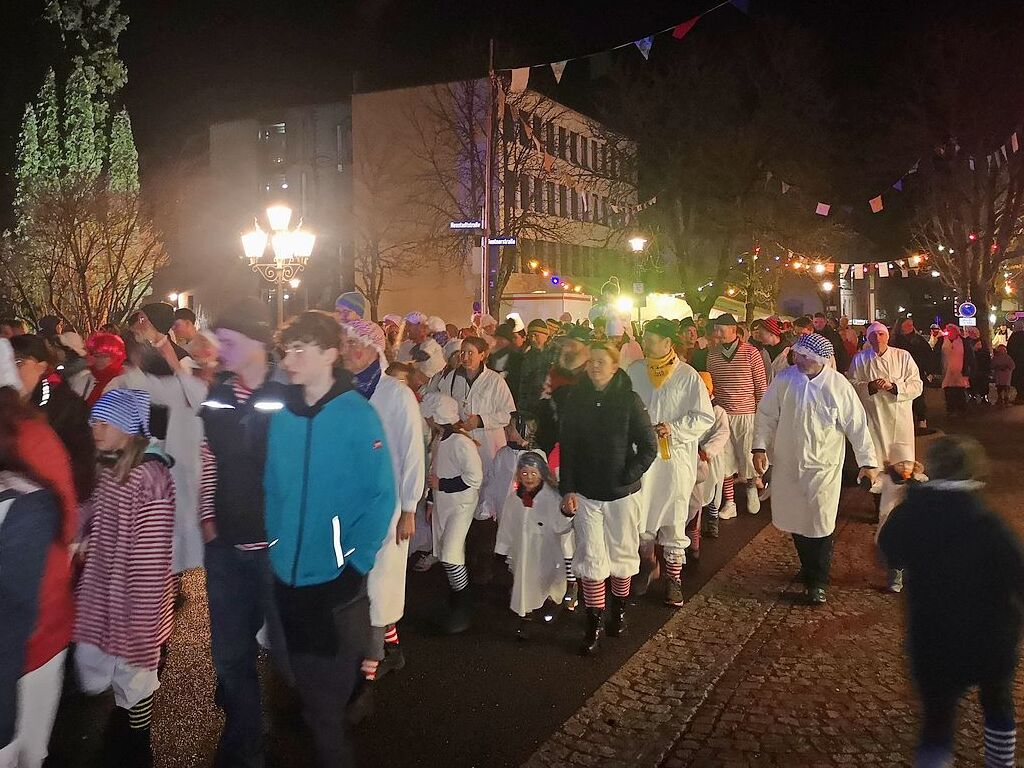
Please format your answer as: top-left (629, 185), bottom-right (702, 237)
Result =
top-left (854, 264), bottom-right (865, 280)
top-left (969, 158), bottom-right (976, 171)
top-left (543, 153), bottom-right (555, 173)
top-left (892, 179), bottom-right (903, 191)
top-left (1002, 145), bottom-right (1009, 161)
top-left (781, 181), bottom-right (790, 194)
top-left (815, 202), bottom-right (831, 216)
top-left (1013, 133), bottom-right (1020, 153)
top-left (901, 268), bottom-right (910, 278)
top-left (672, 16), bottom-right (700, 40)
top-left (551, 61), bottom-right (568, 84)
top-left (510, 67), bottom-right (530, 93)
top-left (635, 36), bottom-right (654, 60)
top-left (878, 262), bottom-right (890, 278)
top-left (908, 160), bottom-right (919, 174)
top-left (869, 195), bottom-right (884, 214)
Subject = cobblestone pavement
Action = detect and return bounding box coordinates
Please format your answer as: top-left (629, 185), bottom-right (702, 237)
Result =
top-left (525, 394), bottom-right (1024, 768)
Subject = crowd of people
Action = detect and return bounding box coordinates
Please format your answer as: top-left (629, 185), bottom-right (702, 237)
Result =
top-left (1, 295), bottom-right (1024, 768)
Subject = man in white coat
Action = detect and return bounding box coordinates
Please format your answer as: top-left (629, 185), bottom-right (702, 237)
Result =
top-left (627, 319), bottom-right (714, 607)
top-left (753, 333), bottom-right (878, 605)
top-left (397, 312), bottom-right (446, 384)
top-left (340, 320), bottom-right (426, 717)
top-left (846, 321), bottom-right (923, 466)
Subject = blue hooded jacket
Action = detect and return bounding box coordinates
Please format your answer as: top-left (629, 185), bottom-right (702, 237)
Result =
top-left (264, 375), bottom-right (396, 586)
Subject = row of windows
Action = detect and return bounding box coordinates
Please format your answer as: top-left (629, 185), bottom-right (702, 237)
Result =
top-left (506, 173), bottom-right (617, 225)
top-left (513, 239), bottom-right (628, 279)
top-left (503, 107), bottom-right (629, 180)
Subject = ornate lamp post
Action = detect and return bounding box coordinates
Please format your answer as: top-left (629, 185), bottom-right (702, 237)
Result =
top-left (240, 204), bottom-right (316, 325)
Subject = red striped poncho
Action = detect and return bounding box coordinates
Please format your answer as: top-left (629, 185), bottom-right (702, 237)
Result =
top-left (73, 457), bottom-right (176, 670)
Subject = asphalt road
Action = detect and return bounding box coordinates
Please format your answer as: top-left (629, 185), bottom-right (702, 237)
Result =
top-left (44, 502), bottom-right (768, 768)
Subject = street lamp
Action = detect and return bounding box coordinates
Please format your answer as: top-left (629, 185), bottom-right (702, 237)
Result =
top-left (821, 280), bottom-right (834, 293)
top-left (628, 236), bottom-right (647, 253)
top-left (240, 204), bottom-right (316, 325)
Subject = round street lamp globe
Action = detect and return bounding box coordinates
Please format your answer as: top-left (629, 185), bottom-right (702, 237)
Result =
top-left (821, 280), bottom-right (834, 292)
top-left (628, 236), bottom-right (647, 253)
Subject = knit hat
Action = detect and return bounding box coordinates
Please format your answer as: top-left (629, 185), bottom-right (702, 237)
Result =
top-left (527, 319), bottom-right (550, 337)
top-left (712, 313), bottom-right (738, 327)
top-left (342, 319), bottom-right (386, 354)
top-left (426, 316), bottom-right (446, 333)
top-left (546, 319), bottom-right (562, 336)
top-left (382, 313), bottom-right (403, 328)
top-left (761, 317), bottom-right (784, 337)
top-left (85, 332), bottom-right (127, 368)
top-left (405, 311), bottom-right (427, 325)
top-left (37, 315), bottom-right (62, 337)
top-left (214, 297), bottom-right (273, 345)
top-left (516, 450), bottom-right (550, 483)
top-left (140, 302), bottom-right (176, 334)
top-left (791, 333), bottom-right (835, 364)
top-left (334, 291), bottom-right (366, 318)
top-left (58, 331), bottom-right (87, 357)
top-left (866, 321), bottom-right (888, 338)
top-left (565, 325), bottom-right (592, 343)
top-left (0, 339), bottom-right (20, 392)
top-left (90, 388), bottom-right (152, 438)
top-left (644, 318), bottom-right (679, 341)
top-left (698, 371), bottom-right (713, 398)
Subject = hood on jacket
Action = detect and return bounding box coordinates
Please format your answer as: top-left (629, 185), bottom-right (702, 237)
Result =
top-left (285, 369), bottom-right (354, 418)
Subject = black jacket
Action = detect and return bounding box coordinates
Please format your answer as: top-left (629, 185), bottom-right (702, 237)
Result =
top-left (879, 485), bottom-right (1024, 686)
top-left (819, 326), bottom-right (850, 372)
top-left (517, 345), bottom-right (552, 417)
top-left (891, 330), bottom-right (935, 378)
top-left (31, 378), bottom-right (95, 502)
top-left (199, 372), bottom-right (291, 545)
top-left (558, 368), bottom-right (657, 502)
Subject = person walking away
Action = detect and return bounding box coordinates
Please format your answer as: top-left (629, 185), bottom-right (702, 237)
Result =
top-left (495, 452), bottom-right (572, 640)
top-left (707, 314), bottom-right (768, 518)
top-left (870, 441), bottom-right (926, 593)
top-left (339, 320), bottom-right (425, 719)
top-left (198, 298), bottom-right (291, 768)
top-left (891, 318), bottom-right (936, 430)
top-left (689, 372), bottom-right (730, 546)
top-left (846, 321), bottom-right (923, 474)
top-left (991, 344), bottom-right (1016, 405)
top-left (74, 389), bottom-right (176, 767)
top-left (752, 334), bottom-right (878, 604)
top-left (878, 435), bottom-right (1024, 768)
top-left (264, 311), bottom-right (395, 768)
top-left (627, 319), bottom-right (714, 606)
top-left (424, 394), bottom-right (483, 633)
top-left (1007, 321), bottom-right (1024, 404)
top-left (967, 329), bottom-right (991, 405)
top-left (939, 324), bottom-right (974, 416)
top-left (558, 342), bottom-right (657, 655)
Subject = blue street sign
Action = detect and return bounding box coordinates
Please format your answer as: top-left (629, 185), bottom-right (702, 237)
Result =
top-left (958, 301), bottom-right (977, 318)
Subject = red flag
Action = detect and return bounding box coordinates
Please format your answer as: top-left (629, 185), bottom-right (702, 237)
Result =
top-left (672, 16), bottom-right (700, 40)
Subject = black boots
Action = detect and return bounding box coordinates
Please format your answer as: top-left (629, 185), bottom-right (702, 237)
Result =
top-left (579, 608), bottom-right (605, 655)
top-left (98, 707), bottom-right (153, 768)
top-left (606, 595), bottom-right (628, 637)
top-left (438, 587), bottom-right (472, 634)
top-left (376, 641), bottom-right (406, 679)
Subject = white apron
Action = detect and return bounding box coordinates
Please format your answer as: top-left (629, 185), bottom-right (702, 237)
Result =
top-left (753, 366), bottom-right (876, 538)
top-left (847, 346), bottom-right (923, 464)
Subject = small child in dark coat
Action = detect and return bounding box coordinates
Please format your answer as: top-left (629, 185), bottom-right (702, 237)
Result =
top-left (878, 435), bottom-right (1024, 768)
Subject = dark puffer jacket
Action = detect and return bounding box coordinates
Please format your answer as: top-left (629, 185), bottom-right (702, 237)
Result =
top-left (558, 368), bottom-right (657, 502)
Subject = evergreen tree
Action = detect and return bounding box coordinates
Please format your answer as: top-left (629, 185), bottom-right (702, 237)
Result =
top-left (108, 108), bottom-right (138, 193)
top-left (63, 59), bottom-right (101, 180)
top-left (36, 69), bottom-right (61, 186)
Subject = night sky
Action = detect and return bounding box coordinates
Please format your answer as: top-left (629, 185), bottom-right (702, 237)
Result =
top-left (0, 1), bottom-right (1021, 201)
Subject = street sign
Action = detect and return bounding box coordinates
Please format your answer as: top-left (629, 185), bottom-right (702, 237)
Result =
top-left (488, 237), bottom-right (517, 246)
top-left (449, 220), bottom-right (482, 230)
top-left (957, 301), bottom-right (977, 318)
top-left (1006, 311), bottom-right (1024, 323)
top-left (632, 282), bottom-right (645, 295)
top-left (959, 316), bottom-right (977, 327)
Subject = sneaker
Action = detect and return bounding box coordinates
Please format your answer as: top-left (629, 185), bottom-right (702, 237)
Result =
top-left (663, 575), bottom-right (685, 607)
top-left (704, 517), bottom-right (720, 538)
top-left (744, 483), bottom-right (761, 515)
top-left (411, 553), bottom-right (438, 572)
top-left (806, 587), bottom-right (827, 605)
top-left (562, 581), bottom-right (579, 611)
top-left (719, 500), bottom-right (738, 520)
top-left (886, 569), bottom-right (904, 594)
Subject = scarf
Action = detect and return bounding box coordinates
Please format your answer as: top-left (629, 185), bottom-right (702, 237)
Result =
top-left (516, 483), bottom-right (540, 508)
top-left (719, 339), bottom-right (740, 362)
top-left (352, 359), bottom-right (382, 399)
top-left (646, 350), bottom-right (677, 389)
top-left (87, 361), bottom-right (124, 406)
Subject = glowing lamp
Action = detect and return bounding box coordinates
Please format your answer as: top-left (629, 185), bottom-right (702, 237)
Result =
top-left (931, 270), bottom-right (941, 278)
top-left (814, 263), bottom-right (826, 275)
top-left (821, 281), bottom-right (834, 292)
top-left (628, 236), bottom-right (647, 253)
top-left (291, 228), bottom-right (316, 258)
top-left (550, 275), bottom-right (561, 286)
top-left (289, 278), bottom-right (301, 289)
top-left (241, 227), bottom-right (268, 261)
top-left (266, 204), bottom-right (293, 232)
top-left (528, 259), bottom-right (540, 270)
top-left (168, 292), bottom-right (179, 303)
top-left (615, 296), bottom-right (635, 313)
top-left (271, 231), bottom-right (295, 261)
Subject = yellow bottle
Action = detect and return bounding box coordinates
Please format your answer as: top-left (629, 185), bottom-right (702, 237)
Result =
top-left (657, 433), bottom-right (671, 461)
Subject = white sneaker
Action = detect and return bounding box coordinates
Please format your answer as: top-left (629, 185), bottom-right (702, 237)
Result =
top-left (719, 500), bottom-right (738, 520)
top-left (745, 483), bottom-right (761, 515)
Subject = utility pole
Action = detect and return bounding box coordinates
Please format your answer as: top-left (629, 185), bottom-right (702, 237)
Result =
top-left (481, 38), bottom-right (496, 315)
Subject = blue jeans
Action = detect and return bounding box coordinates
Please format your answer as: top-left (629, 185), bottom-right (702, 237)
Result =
top-left (204, 541), bottom-right (289, 768)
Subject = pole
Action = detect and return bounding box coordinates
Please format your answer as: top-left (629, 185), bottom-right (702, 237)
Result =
top-left (276, 272), bottom-right (285, 327)
top-left (481, 38), bottom-right (496, 315)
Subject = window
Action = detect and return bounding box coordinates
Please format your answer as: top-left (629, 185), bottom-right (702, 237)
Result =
top-left (533, 114), bottom-right (542, 144)
top-left (503, 106), bottom-right (516, 141)
top-left (591, 139), bottom-right (599, 171)
top-left (519, 112), bottom-right (531, 147)
top-left (520, 239), bottom-right (535, 273)
top-left (569, 131), bottom-right (578, 164)
top-left (570, 188), bottom-right (579, 220)
top-left (601, 144), bottom-right (608, 174)
top-left (505, 172), bottom-right (518, 209)
top-left (519, 175), bottom-right (530, 211)
top-left (546, 124), bottom-right (555, 154)
top-left (546, 182), bottom-right (556, 215)
top-left (558, 185), bottom-right (568, 218)
top-left (335, 124), bottom-right (352, 173)
top-left (262, 122), bottom-right (287, 165)
top-left (558, 127), bottom-right (567, 160)
top-left (533, 176), bottom-right (543, 212)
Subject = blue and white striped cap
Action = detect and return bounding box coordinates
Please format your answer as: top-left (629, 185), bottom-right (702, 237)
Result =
top-left (90, 388), bottom-right (152, 438)
top-left (791, 333), bottom-right (835, 365)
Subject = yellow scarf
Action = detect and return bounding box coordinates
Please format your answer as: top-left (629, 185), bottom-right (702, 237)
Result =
top-left (646, 350), bottom-right (677, 389)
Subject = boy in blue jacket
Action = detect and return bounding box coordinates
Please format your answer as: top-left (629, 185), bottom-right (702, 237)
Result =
top-left (264, 311), bottom-right (395, 768)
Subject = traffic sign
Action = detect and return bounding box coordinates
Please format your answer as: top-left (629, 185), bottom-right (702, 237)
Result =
top-left (959, 317), bottom-right (977, 327)
top-left (632, 282), bottom-right (645, 295)
top-left (957, 301), bottom-right (977, 318)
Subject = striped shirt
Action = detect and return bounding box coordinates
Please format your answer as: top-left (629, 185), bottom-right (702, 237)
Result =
top-left (198, 379), bottom-right (269, 552)
top-left (707, 342), bottom-right (767, 416)
top-left (73, 460), bottom-right (176, 670)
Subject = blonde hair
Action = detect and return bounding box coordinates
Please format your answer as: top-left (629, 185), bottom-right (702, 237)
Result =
top-left (112, 435), bottom-right (151, 484)
top-left (588, 340), bottom-right (621, 365)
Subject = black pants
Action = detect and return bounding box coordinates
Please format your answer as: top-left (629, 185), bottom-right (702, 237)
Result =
top-left (792, 533), bottom-right (834, 589)
top-left (918, 674), bottom-right (1015, 756)
top-left (912, 393), bottom-right (928, 424)
top-left (943, 386), bottom-right (968, 415)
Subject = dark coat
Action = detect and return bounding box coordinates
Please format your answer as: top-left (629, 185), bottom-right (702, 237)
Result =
top-left (891, 330), bottom-right (935, 378)
top-left (517, 345), bottom-right (552, 417)
top-left (31, 378), bottom-right (96, 502)
top-left (558, 368), bottom-right (657, 502)
top-left (879, 485), bottom-right (1024, 688)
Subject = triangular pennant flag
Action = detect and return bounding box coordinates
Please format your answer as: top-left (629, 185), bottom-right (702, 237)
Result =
top-left (901, 268), bottom-right (910, 278)
top-left (815, 202), bottom-right (831, 216)
top-left (781, 181), bottom-right (790, 194)
top-left (510, 67), bottom-right (530, 94)
top-left (542, 154), bottom-right (555, 173)
top-left (551, 60), bottom-right (568, 84)
top-left (878, 262), bottom-right (890, 278)
top-left (672, 16), bottom-right (700, 40)
top-left (730, 0), bottom-right (750, 13)
top-left (969, 157), bottom-right (975, 171)
top-left (635, 36), bottom-right (654, 60)
top-left (1003, 145), bottom-right (1009, 160)
top-left (869, 195), bottom-right (884, 213)
top-left (908, 160), bottom-right (920, 174)
top-left (892, 179), bottom-right (903, 192)
top-left (1013, 133), bottom-right (1020, 153)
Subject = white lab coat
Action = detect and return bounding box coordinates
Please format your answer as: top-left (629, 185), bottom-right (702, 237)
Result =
top-left (431, 432), bottom-right (483, 565)
top-left (846, 346), bottom-right (923, 464)
top-left (691, 405), bottom-right (731, 511)
top-left (365, 375), bottom-right (427, 627)
top-left (119, 367), bottom-right (208, 572)
top-left (428, 367), bottom-right (515, 471)
top-left (398, 337), bottom-right (447, 379)
top-left (628, 359), bottom-right (715, 539)
top-left (496, 485), bottom-right (572, 617)
top-left (480, 445), bottom-right (546, 524)
top-left (753, 365), bottom-right (877, 538)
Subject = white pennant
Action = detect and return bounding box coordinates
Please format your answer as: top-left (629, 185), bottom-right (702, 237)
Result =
top-left (551, 61), bottom-right (568, 83)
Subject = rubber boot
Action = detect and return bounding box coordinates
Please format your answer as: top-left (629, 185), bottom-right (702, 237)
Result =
top-left (606, 595), bottom-right (627, 637)
top-left (578, 608), bottom-right (604, 655)
top-left (439, 586), bottom-right (472, 634)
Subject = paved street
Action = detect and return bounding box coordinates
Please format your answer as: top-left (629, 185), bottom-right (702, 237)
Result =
top-left (44, 390), bottom-right (1024, 767)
